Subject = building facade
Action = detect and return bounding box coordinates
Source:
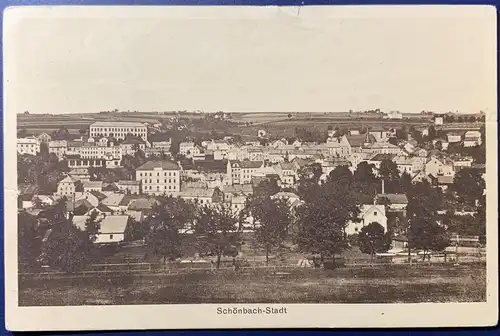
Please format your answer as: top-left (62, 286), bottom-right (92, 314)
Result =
top-left (17, 137), bottom-right (40, 156)
top-left (89, 121), bottom-right (147, 141)
top-left (135, 161), bottom-right (181, 195)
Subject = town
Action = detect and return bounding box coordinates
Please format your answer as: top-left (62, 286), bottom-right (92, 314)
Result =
top-left (17, 110), bottom-right (486, 304)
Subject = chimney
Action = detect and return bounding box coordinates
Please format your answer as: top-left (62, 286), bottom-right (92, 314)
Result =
top-left (381, 179), bottom-right (385, 194)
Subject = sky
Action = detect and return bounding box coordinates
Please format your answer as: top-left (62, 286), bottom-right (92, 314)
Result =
top-left (4, 6), bottom-right (497, 115)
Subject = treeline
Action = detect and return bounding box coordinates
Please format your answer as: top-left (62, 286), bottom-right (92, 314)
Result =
top-left (19, 160), bottom-right (485, 273)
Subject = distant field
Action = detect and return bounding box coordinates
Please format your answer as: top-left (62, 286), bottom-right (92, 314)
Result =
top-left (18, 263), bottom-right (486, 305)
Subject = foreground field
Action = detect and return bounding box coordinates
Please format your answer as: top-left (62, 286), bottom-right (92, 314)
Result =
top-left (19, 264), bottom-right (486, 306)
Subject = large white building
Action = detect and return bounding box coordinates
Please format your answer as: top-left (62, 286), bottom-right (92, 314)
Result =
top-left (89, 121), bottom-right (147, 141)
top-left (17, 137), bottom-right (40, 156)
top-left (135, 161), bottom-right (181, 195)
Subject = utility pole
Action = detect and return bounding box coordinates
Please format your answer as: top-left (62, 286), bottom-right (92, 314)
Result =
top-left (454, 233), bottom-right (460, 266)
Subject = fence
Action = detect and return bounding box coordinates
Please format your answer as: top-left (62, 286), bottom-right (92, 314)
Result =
top-left (19, 257), bottom-right (486, 280)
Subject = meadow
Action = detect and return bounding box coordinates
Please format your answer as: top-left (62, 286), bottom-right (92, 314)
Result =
top-left (19, 263), bottom-right (486, 306)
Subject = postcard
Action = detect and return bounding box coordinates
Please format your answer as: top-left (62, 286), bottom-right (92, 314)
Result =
top-left (4, 5), bottom-right (498, 331)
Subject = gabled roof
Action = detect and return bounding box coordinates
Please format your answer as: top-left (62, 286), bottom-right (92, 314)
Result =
top-left (102, 193), bottom-right (125, 207)
top-left (97, 203), bottom-right (114, 213)
top-left (179, 187), bottom-right (217, 198)
top-left (128, 198), bottom-right (160, 211)
top-left (369, 153), bottom-right (396, 162)
top-left (74, 199), bottom-right (94, 210)
top-left (91, 121), bottom-right (145, 127)
top-left (59, 175), bottom-right (76, 184)
top-left (83, 181), bottom-right (103, 189)
top-left (222, 184), bottom-right (253, 195)
top-left (271, 192), bottom-right (300, 200)
top-left (230, 160), bottom-right (263, 169)
top-left (359, 204), bottom-right (386, 217)
top-left (376, 193), bottom-right (409, 204)
top-left (279, 162), bottom-right (298, 170)
top-left (136, 161), bottom-right (180, 171)
top-left (100, 215), bottom-right (130, 234)
top-left (346, 133), bottom-right (376, 147)
top-left (437, 176), bottom-right (454, 184)
top-left (117, 180), bottom-right (140, 186)
top-left (89, 190), bottom-right (107, 201)
top-left (121, 137), bottom-right (145, 145)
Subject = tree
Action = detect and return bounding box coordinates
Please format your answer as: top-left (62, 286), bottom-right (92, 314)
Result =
top-left (145, 196), bottom-right (196, 263)
top-left (253, 176), bottom-right (280, 198)
top-left (407, 181), bottom-right (447, 262)
top-left (388, 137), bottom-right (398, 146)
top-left (79, 128), bottom-right (87, 135)
top-left (51, 127), bottom-right (71, 140)
top-left (18, 211), bottom-right (42, 270)
top-left (451, 168), bottom-right (485, 206)
top-left (249, 197), bottom-right (291, 265)
top-left (296, 162), bottom-right (323, 202)
top-left (399, 172), bottom-right (413, 194)
top-left (84, 210), bottom-right (101, 243)
top-left (358, 222), bottom-right (390, 261)
top-left (395, 128), bottom-right (408, 140)
top-left (353, 161), bottom-right (378, 201)
top-left (43, 217), bottom-right (92, 273)
top-left (295, 175), bottom-right (360, 268)
top-left (379, 159), bottom-right (400, 193)
top-left (195, 204), bottom-right (241, 269)
top-left (434, 140), bottom-right (443, 151)
top-left (288, 113), bottom-right (292, 119)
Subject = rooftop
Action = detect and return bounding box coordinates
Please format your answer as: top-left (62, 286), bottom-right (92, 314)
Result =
top-left (137, 161), bottom-right (180, 171)
top-left (91, 121), bottom-right (146, 127)
top-left (376, 193), bottom-right (409, 204)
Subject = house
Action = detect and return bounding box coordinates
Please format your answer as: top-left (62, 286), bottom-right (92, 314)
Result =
top-left (447, 132), bottom-right (462, 143)
top-left (436, 175), bottom-right (454, 191)
top-left (17, 137), bottom-right (41, 156)
top-left (258, 129), bottom-right (267, 138)
top-left (346, 133), bottom-right (376, 153)
top-left (117, 180), bottom-right (141, 195)
top-left (68, 168), bottom-right (90, 182)
top-left (101, 193), bottom-right (127, 212)
top-left (463, 130), bottom-right (482, 147)
top-left (73, 215), bottom-right (131, 244)
top-left (55, 176), bottom-right (76, 197)
top-left (415, 148), bottom-right (428, 158)
top-left (151, 140), bottom-right (172, 152)
top-left (346, 204), bottom-right (387, 236)
top-left (425, 157), bottom-right (454, 177)
top-left (408, 156), bottom-right (427, 173)
top-left (434, 116), bottom-right (444, 126)
top-left (363, 141), bottom-right (401, 155)
top-left (391, 235), bottom-right (408, 250)
top-left (120, 137), bottom-right (147, 156)
top-left (384, 110), bottom-right (403, 120)
top-left (127, 197), bottom-right (160, 212)
top-left (83, 180), bottom-right (103, 192)
top-left (227, 160), bottom-right (264, 185)
top-left (179, 187), bottom-right (224, 206)
top-left (271, 192), bottom-right (302, 208)
top-left (48, 140), bottom-right (68, 159)
top-left (179, 142), bottom-right (200, 157)
top-left (37, 132), bottom-right (52, 143)
top-left (73, 199), bottom-right (95, 215)
top-left (393, 156), bottom-right (413, 175)
top-left (135, 160), bottom-right (181, 195)
top-left (228, 195), bottom-right (247, 216)
top-left (369, 127), bottom-right (390, 142)
top-left (222, 184), bottom-right (254, 202)
top-left (276, 162), bottom-right (299, 188)
top-left (411, 171), bottom-right (433, 184)
top-left (375, 193), bottom-right (408, 212)
top-left (75, 191), bottom-right (102, 208)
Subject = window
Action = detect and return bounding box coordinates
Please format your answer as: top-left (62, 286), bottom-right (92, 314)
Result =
top-left (374, 211), bottom-right (377, 216)
top-left (109, 234), bottom-right (113, 239)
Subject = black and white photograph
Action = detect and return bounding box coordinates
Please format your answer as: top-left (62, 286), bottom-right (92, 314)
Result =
top-left (4, 5), bottom-right (498, 331)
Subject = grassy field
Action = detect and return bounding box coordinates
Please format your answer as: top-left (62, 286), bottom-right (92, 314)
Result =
top-left (19, 263), bottom-right (486, 306)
